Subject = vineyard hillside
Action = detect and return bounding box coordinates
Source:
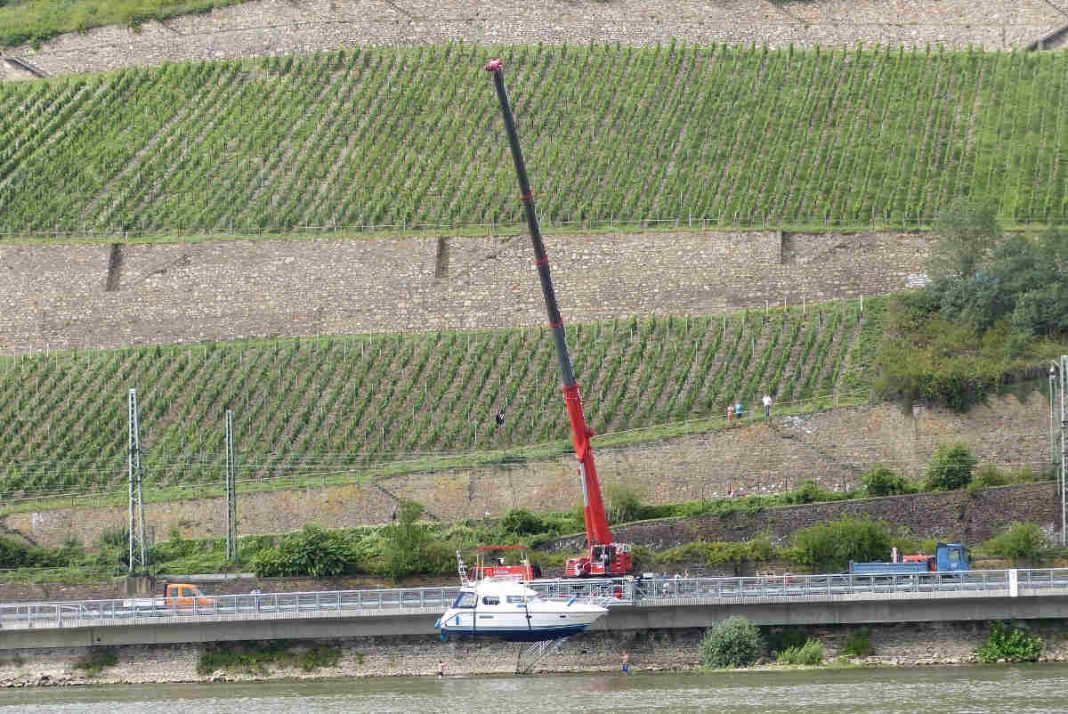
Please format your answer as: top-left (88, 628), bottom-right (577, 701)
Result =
top-left (2, 0), bottom-right (1064, 78)
top-left (3, 45), bottom-right (1068, 236)
top-left (0, 300), bottom-right (878, 497)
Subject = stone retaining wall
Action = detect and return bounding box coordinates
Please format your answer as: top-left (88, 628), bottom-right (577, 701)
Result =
top-left (1, 622), bottom-right (1067, 686)
top-left (4, 0), bottom-right (1065, 79)
top-left (0, 230), bottom-right (926, 353)
top-left (2, 392), bottom-right (1050, 549)
top-left (548, 481), bottom-right (1058, 553)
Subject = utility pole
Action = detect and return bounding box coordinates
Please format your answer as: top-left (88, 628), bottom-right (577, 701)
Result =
top-left (127, 388), bottom-right (147, 574)
top-left (1059, 356), bottom-right (1068, 547)
top-left (1050, 364), bottom-right (1059, 467)
top-left (225, 409), bottom-right (237, 561)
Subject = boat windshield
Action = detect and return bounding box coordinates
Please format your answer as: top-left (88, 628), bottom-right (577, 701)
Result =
top-left (451, 591), bottom-right (476, 609)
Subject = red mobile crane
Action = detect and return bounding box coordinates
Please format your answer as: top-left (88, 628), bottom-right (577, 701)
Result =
top-left (484, 59), bottom-right (633, 578)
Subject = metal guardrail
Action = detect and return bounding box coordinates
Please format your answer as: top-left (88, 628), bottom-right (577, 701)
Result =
top-left (3, 569), bottom-right (1067, 631)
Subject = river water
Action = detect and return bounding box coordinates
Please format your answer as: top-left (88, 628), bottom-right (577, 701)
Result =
top-left (0, 665), bottom-right (1065, 713)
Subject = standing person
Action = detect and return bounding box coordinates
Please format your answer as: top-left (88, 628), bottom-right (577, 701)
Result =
top-left (438, 659), bottom-right (446, 678)
top-left (621, 651), bottom-right (630, 674)
top-left (734, 400), bottom-right (744, 419)
top-left (727, 404), bottom-right (734, 422)
top-left (494, 405), bottom-right (505, 428)
top-left (762, 394), bottom-right (773, 419)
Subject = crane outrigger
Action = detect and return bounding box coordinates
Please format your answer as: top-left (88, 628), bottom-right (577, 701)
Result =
top-left (484, 58), bottom-right (633, 578)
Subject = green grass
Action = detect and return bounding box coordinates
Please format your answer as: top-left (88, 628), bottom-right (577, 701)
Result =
top-left (3, 45), bottom-right (1068, 236)
top-left (197, 642), bottom-right (340, 676)
top-left (0, 0), bottom-right (247, 49)
top-left (0, 301), bottom-right (878, 498)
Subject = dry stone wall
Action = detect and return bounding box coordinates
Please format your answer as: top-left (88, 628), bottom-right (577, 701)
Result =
top-left (549, 482), bottom-right (1058, 553)
top-left (2, 622), bottom-right (1068, 686)
top-left (0, 230), bottom-right (927, 353)
top-left (3, 393), bottom-right (1049, 548)
top-left (4, 0), bottom-right (1065, 78)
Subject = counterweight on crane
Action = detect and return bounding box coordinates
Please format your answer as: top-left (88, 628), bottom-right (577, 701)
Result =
top-left (484, 58), bottom-right (633, 577)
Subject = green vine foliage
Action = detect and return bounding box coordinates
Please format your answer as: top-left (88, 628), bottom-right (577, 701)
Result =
top-left (0, 305), bottom-right (870, 498)
top-left (3, 47), bottom-right (1068, 234)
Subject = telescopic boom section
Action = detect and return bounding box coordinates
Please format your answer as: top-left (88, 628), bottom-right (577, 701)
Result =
top-left (485, 59), bottom-right (627, 575)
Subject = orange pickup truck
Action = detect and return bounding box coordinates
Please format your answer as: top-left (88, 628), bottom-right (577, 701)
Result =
top-left (123, 583), bottom-right (216, 613)
top-left (163, 583), bottom-right (215, 610)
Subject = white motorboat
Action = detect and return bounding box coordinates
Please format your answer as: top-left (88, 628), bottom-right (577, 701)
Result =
top-left (435, 576), bottom-right (608, 642)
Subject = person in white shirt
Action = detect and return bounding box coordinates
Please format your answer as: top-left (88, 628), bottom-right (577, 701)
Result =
top-left (762, 394), bottom-right (773, 419)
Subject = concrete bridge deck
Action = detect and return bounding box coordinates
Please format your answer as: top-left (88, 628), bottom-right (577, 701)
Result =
top-left (2, 570), bottom-right (1066, 650)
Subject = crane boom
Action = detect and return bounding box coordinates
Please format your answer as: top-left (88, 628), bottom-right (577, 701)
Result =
top-left (484, 58), bottom-right (631, 577)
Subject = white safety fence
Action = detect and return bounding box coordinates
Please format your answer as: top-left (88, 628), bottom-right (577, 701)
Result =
top-left (3, 569), bottom-right (1067, 631)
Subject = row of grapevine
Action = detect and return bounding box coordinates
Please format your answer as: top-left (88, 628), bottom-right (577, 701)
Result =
top-left (3, 45), bottom-right (1068, 235)
top-left (0, 301), bottom-right (873, 496)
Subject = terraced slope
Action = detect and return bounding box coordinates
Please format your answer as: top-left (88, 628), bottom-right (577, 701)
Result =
top-left (0, 301), bottom-right (876, 495)
top-left (0, 0), bottom-right (246, 49)
top-left (2, 45), bottom-right (1067, 236)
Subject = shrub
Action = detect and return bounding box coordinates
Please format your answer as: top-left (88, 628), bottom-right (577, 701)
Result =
top-left (925, 442), bottom-right (977, 491)
top-left (982, 523), bottom-right (1045, 564)
top-left (776, 639), bottom-right (825, 666)
top-left (656, 537), bottom-right (773, 570)
top-left (791, 516), bottom-right (891, 573)
top-left (0, 536), bottom-right (39, 569)
top-left (840, 628), bottom-right (875, 658)
top-left (701, 616), bottom-right (765, 668)
top-left (972, 464), bottom-right (1009, 488)
top-left (249, 525), bottom-right (355, 578)
top-left (74, 649), bottom-right (118, 677)
top-left (605, 485), bottom-right (645, 524)
top-left (975, 621), bottom-right (1042, 663)
top-left (860, 465), bottom-right (913, 497)
top-left (499, 509), bottom-right (546, 537)
top-left (781, 480), bottom-right (838, 505)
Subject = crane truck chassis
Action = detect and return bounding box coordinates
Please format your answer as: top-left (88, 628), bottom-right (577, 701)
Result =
top-left (484, 58), bottom-right (632, 578)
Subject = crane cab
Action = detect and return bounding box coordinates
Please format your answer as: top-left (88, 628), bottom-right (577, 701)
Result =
top-left (565, 542), bottom-right (632, 577)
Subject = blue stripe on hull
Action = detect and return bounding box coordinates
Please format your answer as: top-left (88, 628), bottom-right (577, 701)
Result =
top-left (437, 624), bottom-right (589, 642)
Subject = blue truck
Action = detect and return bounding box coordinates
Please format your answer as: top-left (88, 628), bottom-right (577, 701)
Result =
top-left (849, 543), bottom-right (969, 575)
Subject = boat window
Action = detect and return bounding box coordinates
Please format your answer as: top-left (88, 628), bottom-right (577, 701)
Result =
top-left (452, 592), bottom-right (476, 609)
top-left (481, 596), bottom-right (500, 606)
top-left (506, 595), bottom-right (525, 604)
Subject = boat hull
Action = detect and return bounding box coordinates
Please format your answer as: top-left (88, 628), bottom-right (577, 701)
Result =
top-left (438, 623), bottom-right (591, 642)
top-left (435, 605), bottom-right (604, 642)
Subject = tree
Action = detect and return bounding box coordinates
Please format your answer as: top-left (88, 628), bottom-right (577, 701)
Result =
top-left (925, 442), bottom-right (976, 491)
top-left (701, 616), bottom-right (764, 668)
top-left (499, 508), bottom-right (546, 537)
top-left (928, 200), bottom-right (1001, 279)
top-left (791, 516), bottom-right (891, 573)
top-left (380, 500), bottom-right (432, 579)
top-left (860, 464), bottom-right (913, 497)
